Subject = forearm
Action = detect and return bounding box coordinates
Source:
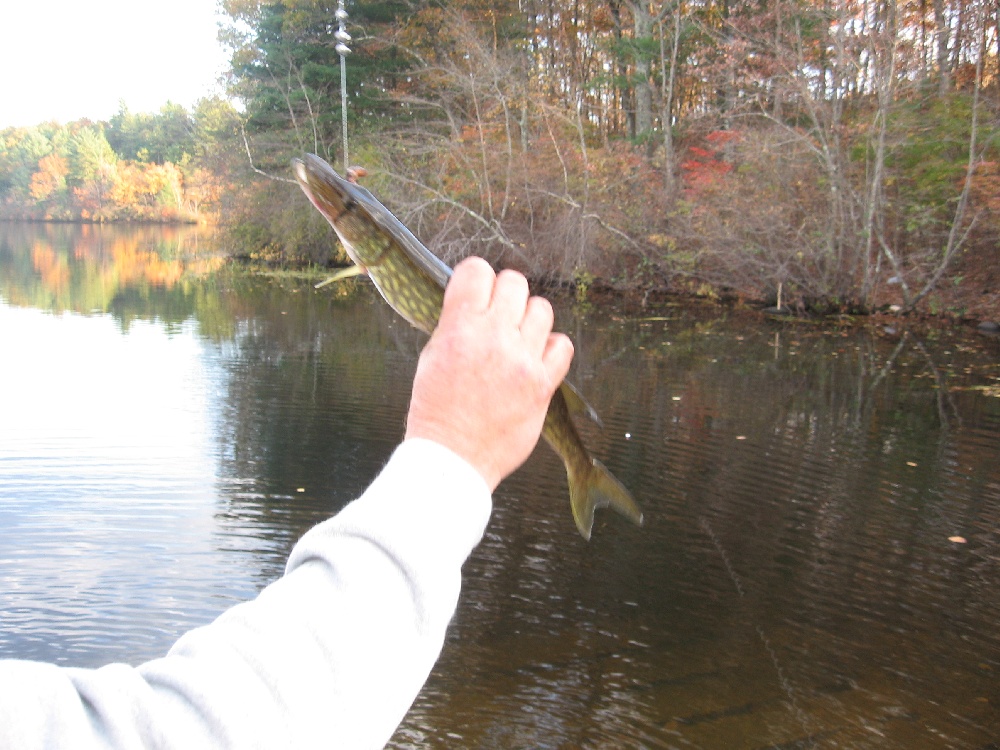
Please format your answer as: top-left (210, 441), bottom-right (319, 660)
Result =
top-left (0, 439), bottom-right (492, 750)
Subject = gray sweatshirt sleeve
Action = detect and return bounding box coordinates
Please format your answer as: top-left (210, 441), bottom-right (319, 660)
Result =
top-left (0, 438), bottom-right (493, 750)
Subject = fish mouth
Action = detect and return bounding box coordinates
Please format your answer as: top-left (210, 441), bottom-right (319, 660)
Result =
top-left (292, 154), bottom-right (359, 221)
top-left (292, 158), bottom-right (311, 186)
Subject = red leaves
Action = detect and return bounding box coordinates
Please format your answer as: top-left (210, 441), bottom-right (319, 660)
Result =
top-left (705, 129), bottom-right (741, 146)
top-left (681, 131), bottom-right (739, 195)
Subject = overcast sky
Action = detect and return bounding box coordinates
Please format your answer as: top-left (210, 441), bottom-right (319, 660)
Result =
top-left (1, 0), bottom-right (232, 128)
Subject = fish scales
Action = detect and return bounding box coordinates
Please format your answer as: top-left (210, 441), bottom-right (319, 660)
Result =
top-left (371, 252), bottom-right (442, 334)
top-left (294, 153), bottom-right (642, 539)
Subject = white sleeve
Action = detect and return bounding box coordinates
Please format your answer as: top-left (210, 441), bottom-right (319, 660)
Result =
top-left (0, 438), bottom-right (493, 750)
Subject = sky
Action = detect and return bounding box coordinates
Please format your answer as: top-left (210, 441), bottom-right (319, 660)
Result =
top-left (1, 0), bottom-right (232, 128)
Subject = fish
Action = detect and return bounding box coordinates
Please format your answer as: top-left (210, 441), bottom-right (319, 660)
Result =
top-left (293, 153), bottom-right (642, 539)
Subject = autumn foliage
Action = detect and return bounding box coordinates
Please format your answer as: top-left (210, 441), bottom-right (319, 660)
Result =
top-left (0, 222), bottom-right (225, 315)
top-left (1, 101), bottom-right (238, 224)
top-left (680, 132), bottom-right (739, 197)
top-left (3, 0), bottom-right (996, 317)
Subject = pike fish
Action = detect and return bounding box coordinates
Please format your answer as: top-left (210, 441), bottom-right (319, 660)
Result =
top-left (293, 153), bottom-right (642, 539)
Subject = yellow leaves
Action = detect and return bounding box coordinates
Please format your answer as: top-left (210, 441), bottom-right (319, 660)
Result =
top-left (647, 233), bottom-right (676, 250)
top-left (110, 161), bottom-right (187, 220)
top-left (973, 384), bottom-right (1000, 398)
top-left (19, 142), bottom-right (220, 222)
top-left (948, 384), bottom-right (1000, 398)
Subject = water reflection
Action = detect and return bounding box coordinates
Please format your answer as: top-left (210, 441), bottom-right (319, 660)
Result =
top-left (0, 306), bottom-right (233, 665)
top-left (0, 221), bottom-right (223, 318)
top-left (1, 222), bottom-right (999, 746)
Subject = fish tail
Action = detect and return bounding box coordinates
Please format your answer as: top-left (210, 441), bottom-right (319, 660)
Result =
top-left (568, 458), bottom-right (644, 541)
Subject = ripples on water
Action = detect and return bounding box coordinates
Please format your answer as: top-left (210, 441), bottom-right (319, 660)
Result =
top-left (2, 224), bottom-right (999, 747)
top-left (393, 322), bottom-right (1000, 749)
top-left (0, 277), bottom-right (423, 667)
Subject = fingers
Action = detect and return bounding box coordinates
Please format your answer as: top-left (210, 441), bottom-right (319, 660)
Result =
top-left (519, 296), bottom-right (554, 354)
top-left (443, 257), bottom-right (496, 315)
top-left (542, 333), bottom-right (574, 385)
top-left (447, 259), bottom-right (538, 333)
top-left (445, 258), bottom-right (570, 375)
top-left (409, 256), bottom-right (576, 488)
top-left (491, 269), bottom-right (530, 324)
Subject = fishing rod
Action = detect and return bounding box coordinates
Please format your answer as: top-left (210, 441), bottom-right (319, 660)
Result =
top-left (334, 0), bottom-right (352, 169)
top-left (238, 1), bottom-right (352, 181)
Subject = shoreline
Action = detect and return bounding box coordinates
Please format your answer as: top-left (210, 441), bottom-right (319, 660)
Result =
top-left (230, 258), bottom-right (1000, 334)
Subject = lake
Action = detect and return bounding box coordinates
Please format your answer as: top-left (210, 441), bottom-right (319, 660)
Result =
top-left (1, 221), bottom-right (999, 748)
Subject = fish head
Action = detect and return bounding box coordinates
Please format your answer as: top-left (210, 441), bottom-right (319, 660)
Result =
top-left (292, 153), bottom-right (384, 267)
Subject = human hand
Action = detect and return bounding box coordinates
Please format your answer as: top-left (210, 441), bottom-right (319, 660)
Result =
top-left (405, 257), bottom-right (574, 491)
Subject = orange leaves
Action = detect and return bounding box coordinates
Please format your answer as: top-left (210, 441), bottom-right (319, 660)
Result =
top-left (31, 242), bottom-right (70, 291)
top-left (97, 160), bottom-right (192, 221)
top-left (181, 167), bottom-right (223, 214)
top-left (17, 141), bottom-right (222, 223)
top-left (109, 234), bottom-right (183, 287)
top-left (29, 154), bottom-right (69, 201)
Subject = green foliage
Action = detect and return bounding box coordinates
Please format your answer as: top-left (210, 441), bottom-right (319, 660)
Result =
top-left (2, 0), bottom-right (965, 318)
top-left (227, 0), bottom-right (409, 169)
top-left (223, 179), bottom-right (351, 268)
top-left (69, 127), bottom-right (117, 185)
top-left (574, 269), bottom-right (595, 304)
top-left (880, 92), bottom-right (998, 246)
top-left (106, 102), bottom-right (200, 164)
top-left (0, 126), bottom-right (51, 198)
top-left (606, 34), bottom-right (659, 67)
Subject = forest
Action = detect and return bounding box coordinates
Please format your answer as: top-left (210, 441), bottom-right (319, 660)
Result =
top-left (1, 0), bottom-right (998, 316)
top-left (0, 100), bottom-right (241, 223)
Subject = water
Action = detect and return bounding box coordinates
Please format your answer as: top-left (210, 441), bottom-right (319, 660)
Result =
top-left (1, 222), bottom-right (999, 747)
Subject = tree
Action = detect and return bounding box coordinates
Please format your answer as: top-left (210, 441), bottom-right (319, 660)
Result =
top-left (29, 153), bottom-right (69, 202)
top-left (0, 126), bottom-right (53, 200)
top-left (69, 128), bottom-right (117, 186)
top-left (106, 102), bottom-right (198, 164)
top-left (68, 128), bottom-right (118, 219)
top-left (211, 0), bottom-right (997, 313)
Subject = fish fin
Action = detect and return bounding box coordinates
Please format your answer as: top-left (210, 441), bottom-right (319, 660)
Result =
top-left (315, 265), bottom-right (368, 288)
top-left (568, 458), bottom-right (644, 541)
top-left (560, 380), bottom-right (604, 429)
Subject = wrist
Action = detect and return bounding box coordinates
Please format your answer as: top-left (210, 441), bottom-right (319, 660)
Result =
top-left (400, 436), bottom-right (498, 493)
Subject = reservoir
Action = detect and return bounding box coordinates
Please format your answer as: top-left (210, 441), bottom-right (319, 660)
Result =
top-left (1, 221), bottom-right (998, 747)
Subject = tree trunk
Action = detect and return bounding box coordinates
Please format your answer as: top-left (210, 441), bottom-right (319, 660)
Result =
top-left (660, 6), bottom-right (682, 196)
top-left (628, 0), bottom-right (656, 142)
top-left (934, 0), bottom-right (951, 94)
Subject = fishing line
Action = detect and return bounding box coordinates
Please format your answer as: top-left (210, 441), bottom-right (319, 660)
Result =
top-left (699, 516), bottom-right (813, 735)
top-left (334, 1), bottom-right (352, 169)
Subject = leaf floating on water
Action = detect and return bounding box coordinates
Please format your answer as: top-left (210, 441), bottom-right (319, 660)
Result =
top-left (948, 536), bottom-right (967, 544)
